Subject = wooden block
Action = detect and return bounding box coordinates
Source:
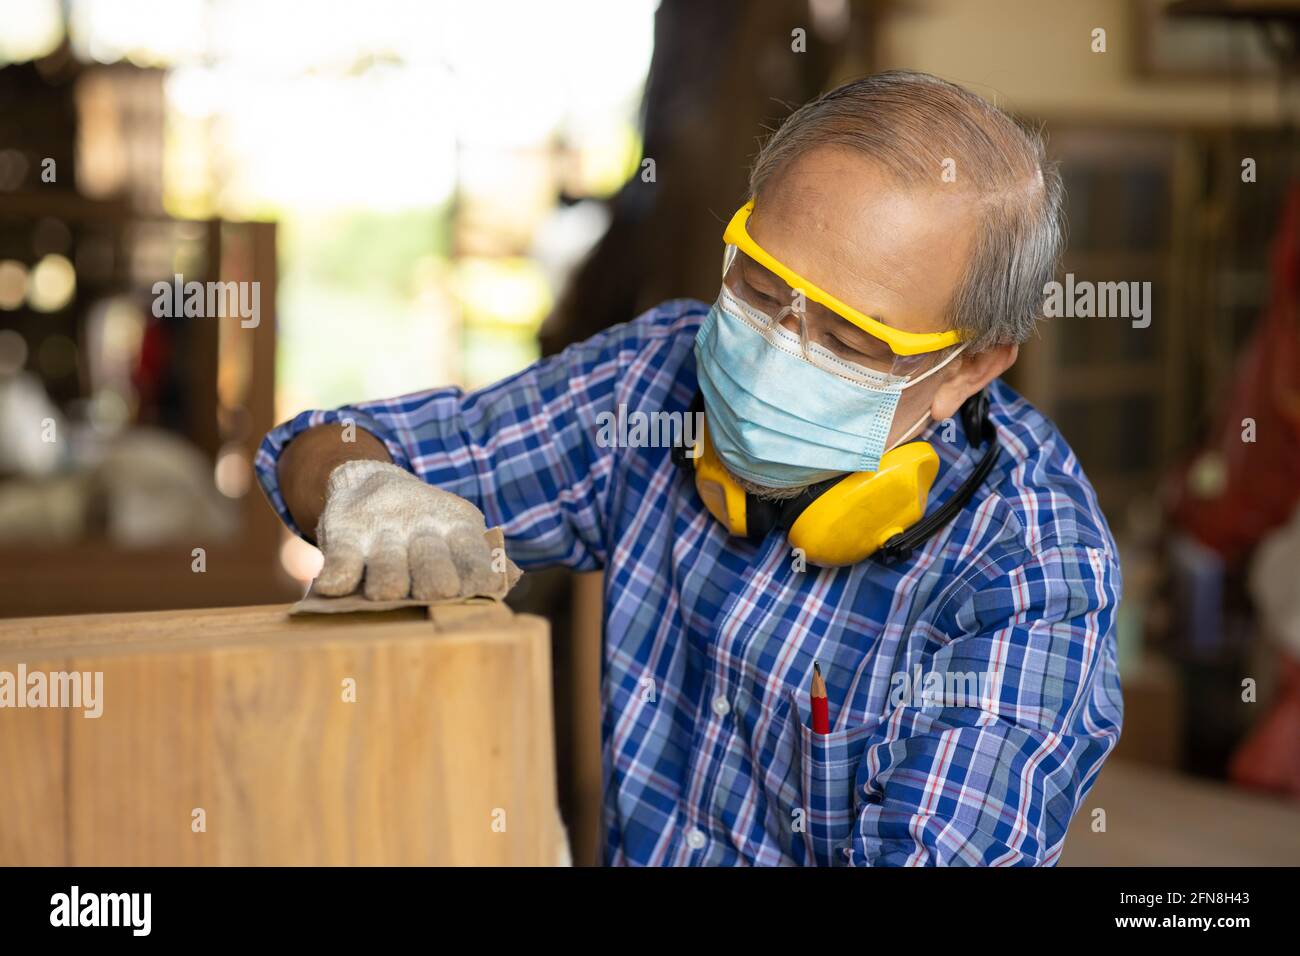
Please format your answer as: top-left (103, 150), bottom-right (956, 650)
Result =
top-left (0, 604), bottom-right (562, 866)
top-left (0, 688), bottom-right (66, 865)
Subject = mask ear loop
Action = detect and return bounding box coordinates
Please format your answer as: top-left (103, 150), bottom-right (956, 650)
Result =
top-left (884, 343), bottom-right (968, 452)
top-left (898, 342), bottom-right (967, 389)
top-left (885, 409), bottom-right (933, 452)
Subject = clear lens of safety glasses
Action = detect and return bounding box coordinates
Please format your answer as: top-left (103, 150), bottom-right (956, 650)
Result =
top-left (722, 246), bottom-right (954, 381)
top-left (721, 243), bottom-right (738, 280)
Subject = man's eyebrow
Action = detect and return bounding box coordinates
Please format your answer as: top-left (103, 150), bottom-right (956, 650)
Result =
top-left (822, 300), bottom-right (892, 334)
top-left (780, 259), bottom-right (893, 327)
top-left (744, 245), bottom-right (891, 327)
top-left (741, 256), bottom-right (780, 288)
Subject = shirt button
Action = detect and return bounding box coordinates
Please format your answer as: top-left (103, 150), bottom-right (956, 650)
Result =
top-left (711, 695), bottom-right (731, 717)
top-left (685, 828), bottom-right (707, 850)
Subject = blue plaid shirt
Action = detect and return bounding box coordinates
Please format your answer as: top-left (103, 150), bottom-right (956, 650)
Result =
top-left (256, 298), bottom-right (1123, 866)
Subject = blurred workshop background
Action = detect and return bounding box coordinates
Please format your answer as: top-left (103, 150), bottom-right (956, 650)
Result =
top-left (1, 0), bottom-right (1299, 866)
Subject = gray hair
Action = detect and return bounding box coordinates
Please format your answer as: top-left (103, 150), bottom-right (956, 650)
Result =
top-left (748, 70), bottom-right (1064, 353)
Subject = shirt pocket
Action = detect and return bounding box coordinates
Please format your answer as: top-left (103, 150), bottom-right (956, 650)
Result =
top-left (788, 689), bottom-right (877, 867)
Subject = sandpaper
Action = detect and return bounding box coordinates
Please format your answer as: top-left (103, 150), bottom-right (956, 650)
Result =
top-left (290, 527), bottom-right (523, 615)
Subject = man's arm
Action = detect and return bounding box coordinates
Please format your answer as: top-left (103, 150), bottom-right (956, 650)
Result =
top-left (252, 309), bottom-right (681, 572)
top-left (847, 543), bottom-right (1123, 866)
top-left (277, 423), bottom-right (391, 543)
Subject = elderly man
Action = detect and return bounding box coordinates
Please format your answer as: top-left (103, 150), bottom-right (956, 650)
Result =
top-left (258, 71), bottom-right (1122, 866)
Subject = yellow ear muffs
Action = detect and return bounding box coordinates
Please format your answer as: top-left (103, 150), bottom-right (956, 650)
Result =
top-left (675, 390), bottom-right (995, 567)
top-left (691, 417), bottom-right (750, 536)
top-left (683, 415), bottom-right (940, 564)
top-left (787, 442), bottom-right (939, 566)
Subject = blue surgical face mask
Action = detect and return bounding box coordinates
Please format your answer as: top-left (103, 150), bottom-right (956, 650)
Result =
top-left (694, 287), bottom-right (963, 489)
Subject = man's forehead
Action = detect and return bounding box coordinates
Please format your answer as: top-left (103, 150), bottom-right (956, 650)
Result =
top-left (745, 151), bottom-right (976, 336)
top-left (747, 191), bottom-right (905, 330)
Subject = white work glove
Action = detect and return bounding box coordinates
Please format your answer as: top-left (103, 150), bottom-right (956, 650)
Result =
top-left (314, 460), bottom-right (499, 601)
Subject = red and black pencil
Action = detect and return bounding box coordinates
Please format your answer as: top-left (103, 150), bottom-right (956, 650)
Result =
top-left (811, 662), bottom-right (829, 735)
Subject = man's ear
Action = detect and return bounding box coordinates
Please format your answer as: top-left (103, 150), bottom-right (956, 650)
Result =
top-left (930, 342), bottom-right (1018, 423)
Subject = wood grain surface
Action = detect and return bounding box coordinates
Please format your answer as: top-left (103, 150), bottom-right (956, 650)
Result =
top-left (0, 603), bottom-right (562, 866)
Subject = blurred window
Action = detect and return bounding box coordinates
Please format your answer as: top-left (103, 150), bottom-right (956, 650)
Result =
top-left (9, 0), bottom-right (657, 412)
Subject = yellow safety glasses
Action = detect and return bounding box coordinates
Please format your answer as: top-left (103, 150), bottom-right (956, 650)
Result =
top-left (722, 200), bottom-right (963, 359)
